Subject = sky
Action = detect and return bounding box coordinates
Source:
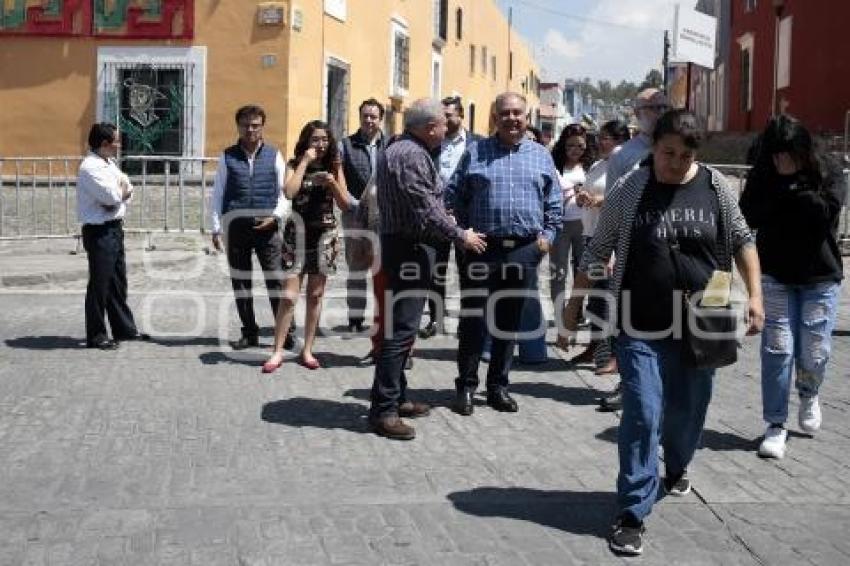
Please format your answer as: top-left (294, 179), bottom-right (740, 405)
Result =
top-left (495, 0), bottom-right (698, 85)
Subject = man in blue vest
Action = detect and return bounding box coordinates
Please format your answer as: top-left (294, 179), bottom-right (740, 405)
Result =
top-left (210, 105), bottom-right (291, 350)
top-left (339, 98), bottom-right (387, 334)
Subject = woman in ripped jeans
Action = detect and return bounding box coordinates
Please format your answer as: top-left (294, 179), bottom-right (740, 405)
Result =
top-left (740, 114), bottom-right (846, 459)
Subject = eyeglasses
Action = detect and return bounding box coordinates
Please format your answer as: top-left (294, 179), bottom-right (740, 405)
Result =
top-left (238, 122), bottom-right (264, 131)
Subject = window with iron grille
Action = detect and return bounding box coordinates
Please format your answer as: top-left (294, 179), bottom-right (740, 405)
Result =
top-left (482, 46), bottom-right (488, 74)
top-left (740, 47), bottom-right (752, 111)
top-left (492, 55), bottom-right (496, 81)
top-left (393, 29), bottom-right (410, 93)
top-left (103, 63), bottom-right (193, 174)
top-left (456, 7), bottom-right (463, 41)
top-left (326, 58), bottom-right (350, 140)
top-left (470, 44), bottom-right (476, 74)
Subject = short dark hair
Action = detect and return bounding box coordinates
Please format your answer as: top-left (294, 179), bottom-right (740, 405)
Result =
top-left (652, 109), bottom-right (704, 150)
top-left (359, 98), bottom-right (385, 118)
top-left (600, 119), bottom-right (631, 144)
top-left (441, 95), bottom-right (464, 117)
top-left (87, 122), bottom-right (118, 151)
top-left (235, 105), bottom-right (266, 125)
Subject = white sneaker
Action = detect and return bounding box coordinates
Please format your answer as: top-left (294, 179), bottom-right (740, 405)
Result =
top-left (799, 395), bottom-right (822, 433)
top-left (758, 425), bottom-right (788, 459)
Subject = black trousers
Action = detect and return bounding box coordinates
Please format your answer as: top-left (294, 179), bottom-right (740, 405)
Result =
top-left (225, 217), bottom-right (284, 338)
top-left (370, 235), bottom-right (434, 418)
top-left (425, 240), bottom-right (452, 325)
top-left (82, 220), bottom-right (138, 343)
top-left (456, 238), bottom-right (542, 392)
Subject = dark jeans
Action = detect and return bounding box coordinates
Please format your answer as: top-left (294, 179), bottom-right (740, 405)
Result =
top-left (456, 238), bottom-right (543, 392)
top-left (82, 220), bottom-right (138, 343)
top-left (225, 216), bottom-right (283, 338)
top-left (425, 241), bottom-right (451, 325)
top-left (370, 235), bottom-right (435, 418)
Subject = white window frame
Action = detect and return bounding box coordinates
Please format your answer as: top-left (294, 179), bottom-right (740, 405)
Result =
top-left (431, 50), bottom-right (443, 99)
top-left (96, 46), bottom-right (206, 160)
top-left (736, 33), bottom-right (754, 112)
top-left (777, 15), bottom-right (792, 89)
top-left (323, 53), bottom-right (351, 138)
top-left (389, 17), bottom-right (410, 98)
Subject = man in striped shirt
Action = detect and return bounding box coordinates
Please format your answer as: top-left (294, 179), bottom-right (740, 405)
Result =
top-left (445, 92), bottom-right (562, 416)
top-left (369, 98), bottom-right (486, 441)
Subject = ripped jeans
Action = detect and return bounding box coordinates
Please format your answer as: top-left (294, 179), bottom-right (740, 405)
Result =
top-left (760, 275), bottom-right (841, 425)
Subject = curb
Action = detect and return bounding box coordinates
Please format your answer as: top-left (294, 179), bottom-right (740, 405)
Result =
top-left (0, 256), bottom-right (198, 288)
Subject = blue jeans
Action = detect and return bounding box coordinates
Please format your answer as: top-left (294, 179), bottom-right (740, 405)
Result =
top-left (761, 275), bottom-right (841, 424)
top-left (615, 335), bottom-right (714, 521)
top-left (456, 239), bottom-right (543, 391)
top-left (370, 236), bottom-right (434, 418)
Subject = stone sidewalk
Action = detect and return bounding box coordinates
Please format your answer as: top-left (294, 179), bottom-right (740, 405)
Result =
top-left (1, 244), bottom-right (849, 565)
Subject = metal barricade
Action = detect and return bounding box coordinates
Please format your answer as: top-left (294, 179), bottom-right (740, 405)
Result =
top-left (0, 156), bottom-right (217, 239)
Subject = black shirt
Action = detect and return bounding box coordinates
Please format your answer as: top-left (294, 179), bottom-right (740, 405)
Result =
top-left (621, 166), bottom-right (720, 333)
top-left (288, 161), bottom-right (336, 229)
top-left (740, 158), bottom-right (845, 285)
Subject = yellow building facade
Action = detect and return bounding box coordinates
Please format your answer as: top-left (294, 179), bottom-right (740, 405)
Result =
top-left (0, 0), bottom-right (540, 160)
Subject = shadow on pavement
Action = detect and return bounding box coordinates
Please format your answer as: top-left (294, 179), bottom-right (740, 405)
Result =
top-left (261, 397), bottom-right (369, 433)
top-left (595, 425), bottom-right (764, 452)
top-left (316, 352), bottom-right (366, 367)
top-left (510, 381), bottom-right (603, 406)
top-left (153, 336), bottom-right (223, 347)
top-left (448, 487), bottom-right (614, 539)
top-left (4, 335), bottom-right (86, 350)
top-left (343, 387), bottom-right (456, 407)
top-left (199, 351), bottom-right (265, 366)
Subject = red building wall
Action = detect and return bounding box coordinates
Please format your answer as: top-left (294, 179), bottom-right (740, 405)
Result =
top-left (727, 0), bottom-right (850, 134)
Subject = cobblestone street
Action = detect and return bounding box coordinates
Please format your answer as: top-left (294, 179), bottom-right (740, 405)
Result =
top-left (1, 238), bottom-right (849, 565)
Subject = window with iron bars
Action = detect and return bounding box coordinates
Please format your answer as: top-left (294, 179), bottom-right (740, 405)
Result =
top-left (102, 62), bottom-right (194, 174)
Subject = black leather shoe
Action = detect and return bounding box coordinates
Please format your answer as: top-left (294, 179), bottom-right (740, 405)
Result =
top-left (418, 320), bottom-right (438, 339)
top-left (87, 338), bottom-right (119, 350)
top-left (454, 389), bottom-right (474, 416)
top-left (348, 320), bottom-right (367, 333)
top-left (230, 336), bottom-right (259, 350)
top-left (486, 388), bottom-right (519, 412)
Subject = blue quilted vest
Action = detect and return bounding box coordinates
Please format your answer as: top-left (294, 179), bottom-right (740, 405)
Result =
top-left (222, 142), bottom-right (279, 214)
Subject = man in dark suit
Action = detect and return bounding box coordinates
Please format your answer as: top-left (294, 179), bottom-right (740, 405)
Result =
top-left (420, 96), bottom-right (483, 338)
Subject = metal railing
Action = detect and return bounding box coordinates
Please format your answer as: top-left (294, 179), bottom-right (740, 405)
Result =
top-left (0, 156), bottom-right (217, 240)
top-left (1, 156), bottom-right (848, 248)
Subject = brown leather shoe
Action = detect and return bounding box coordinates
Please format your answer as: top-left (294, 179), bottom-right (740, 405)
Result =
top-left (369, 415), bottom-right (415, 440)
top-left (398, 401), bottom-right (431, 418)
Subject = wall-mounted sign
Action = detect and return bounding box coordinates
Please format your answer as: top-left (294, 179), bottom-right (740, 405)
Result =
top-left (324, 0), bottom-right (346, 22)
top-left (257, 3), bottom-right (286, 26)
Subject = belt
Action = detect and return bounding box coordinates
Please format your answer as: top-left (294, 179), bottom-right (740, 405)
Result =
top-left (487, 235), bottom-right (536, 249)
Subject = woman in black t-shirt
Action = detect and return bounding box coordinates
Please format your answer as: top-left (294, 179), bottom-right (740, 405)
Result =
top-left (263, 121), bottom-right (351, 373)
top-left (565, 110), bottom-right (764, 556)
top-left (740, 115), bottom-right (845, 460)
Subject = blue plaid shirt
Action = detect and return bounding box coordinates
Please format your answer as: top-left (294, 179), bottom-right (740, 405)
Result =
top-left (445, 136), bottom-right (562, 243)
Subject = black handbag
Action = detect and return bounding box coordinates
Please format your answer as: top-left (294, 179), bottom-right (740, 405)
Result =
top-left (667, 229), bottom-right (739, 369)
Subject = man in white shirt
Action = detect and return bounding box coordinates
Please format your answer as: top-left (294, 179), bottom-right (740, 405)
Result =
top-left (420, 96), bottom-right (482, 339)
top-left (210, 105), bottom-right (291, 350)
top-left (606, 88), bottom-right (669, 192)
top-left (78, 122), bottom-right (148, 350)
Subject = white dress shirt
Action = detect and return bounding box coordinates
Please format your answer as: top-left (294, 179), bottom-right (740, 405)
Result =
top-left (209, 144), bottom-right (289, 234)
top-left (439, 128), bottom-right (468, 182)
top-left (77, 152), bottom-right (130, 225)
top-left (558, 164), bottom-right (585, 222)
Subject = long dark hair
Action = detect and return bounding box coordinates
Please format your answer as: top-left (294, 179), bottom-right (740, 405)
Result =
top-left (748, 114), bottom-right (825, 187)
top-left (292, 120), bottom-right (339, 170)
top-left (551, 123), bottom-right (595, 172)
